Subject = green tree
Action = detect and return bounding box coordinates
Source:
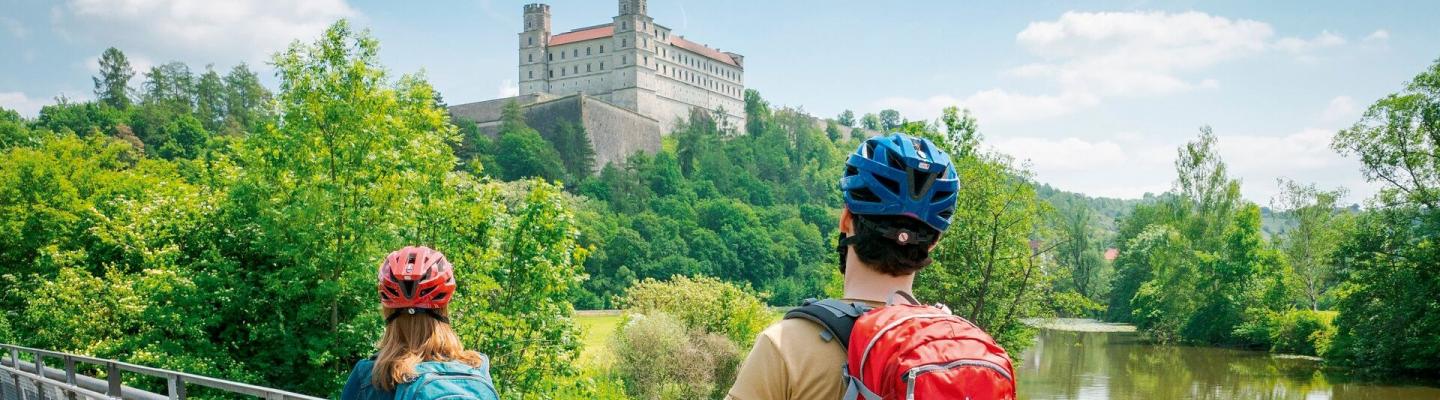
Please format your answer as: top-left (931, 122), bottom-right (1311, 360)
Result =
top-left (837, 110), bottom-right (855, 127)
top-left (860, 112), bottom-right (880, 130)
top-left (223, 63), bottom-right (273, 133)
top-left (195, 66), bottom-right (227, 132)
top-left (743, 89), bottom-right (770, 136)
top-left (225, 20), bottom-right (459, 393)
top-left (141, 62), bottom-right (197, 111)
top-left (1327, 56), bottom-right (1440, 377)
top-left (1272, 179), bottom-right (1350, 310)
top-left (92, 47), bottom-right (134, 109)
top-left (549, 120), bottom-right (596, 181)
top-left (878, 109), bottom-right (901, 131)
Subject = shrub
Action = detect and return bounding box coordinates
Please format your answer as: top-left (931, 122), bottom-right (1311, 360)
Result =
top-left (620, 276), bottom-right (770, 346)
top-left (1270, 310), bottom-right (1337, 357)
top-left (1233, 309), bottom-right (1337, 357)
top-left (612, 313), bottom-right (742, 400)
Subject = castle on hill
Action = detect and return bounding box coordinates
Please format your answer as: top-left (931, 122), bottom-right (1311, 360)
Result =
top-left (449, 0), bottom-right (747, 170)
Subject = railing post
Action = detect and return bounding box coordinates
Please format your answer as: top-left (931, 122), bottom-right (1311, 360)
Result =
top-left (106, 362), bottom-right (121, 399)
top-left (167, 375), bottom-right (185, 400)
top-left (63, 357), bottom-right (75, 385)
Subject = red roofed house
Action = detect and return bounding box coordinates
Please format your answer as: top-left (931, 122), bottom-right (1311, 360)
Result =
top-left (449, 1), bottom-right (747, 171)
top-left (1104, 248), bottom-right (1119, 262)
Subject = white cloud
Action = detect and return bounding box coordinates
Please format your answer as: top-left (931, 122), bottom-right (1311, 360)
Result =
top-left (1274, 30), bottom-right (1347, 54)
top-left (1013, 11), bottom-right (1272, 97)
top-left (874, 11), bottom-right (1370, 125)
top-left (0, 92), bottom-right (50, 118)
top-left (1322, 95), bottom-right (1358, 122)
top-left (1365, 29), bottom-right (1390, 42)
top-left (0, 17), bottom-right (29, 39)
top-left (52, 0), bottom-right (358, 65)
top-left (498, 79), bottom-right (519, 97)
top-left (1214, 128), bottom-right (1378, 203)
top-left (989, 136), bottom-right (1129, 170)
top-left (877, 11), bottom-right (1276, 124)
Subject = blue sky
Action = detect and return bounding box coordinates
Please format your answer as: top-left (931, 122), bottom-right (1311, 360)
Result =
top-left (3, 0), bottom-right (1439, 204)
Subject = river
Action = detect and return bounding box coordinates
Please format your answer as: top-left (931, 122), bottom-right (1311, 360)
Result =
top-left (1015, 321), bottom-right (1440, 399)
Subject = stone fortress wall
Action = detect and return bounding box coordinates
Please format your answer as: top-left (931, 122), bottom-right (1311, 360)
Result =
top-left (448, 94), bottom-right (661, 170)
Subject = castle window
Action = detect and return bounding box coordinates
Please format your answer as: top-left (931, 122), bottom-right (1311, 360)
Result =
top-left (529, 70), bottom-right (533, 79)
top-left (644, 56), bottom-right (648, 65)
top-left (562, 68), bottom-right (566, 76)
top-left (549, 69), bottom-right (554, 78)
top-left (548, 53), bottom-right (553, 61)
top-left (601, 61), bottom-right (605, 69)
top-left (574, 65), bottom-right (578, 74)
top-left (573, 49), bottom-right (578, 57)
top-left (622, 21), bottom-right (627, 30)
top-left (622, 38), bottom-right (627, 47)
top-left (528, 53), bottom-right (533, 62)
top-left (587, 47), bottom-right (591, 55)
top-left (600, 45), bottom-right (605, 53)
top-left (528, 37), bottom-right (533, 45)
top-left (587, 63), bottom-right (591, 72)
top-left (561, 51), bottom-right (565, 60)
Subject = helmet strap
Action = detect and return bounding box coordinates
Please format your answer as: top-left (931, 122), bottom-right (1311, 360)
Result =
top-left (385, 308), bottom-right (450, 325)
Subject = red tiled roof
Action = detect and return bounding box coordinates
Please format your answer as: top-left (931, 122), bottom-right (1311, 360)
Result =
top-left (550, 25), bottom-right (613, 46)
top-left (672, 36), bottom-right (738, 67)
top-left (1104, 248), bottom-right (1119, 261)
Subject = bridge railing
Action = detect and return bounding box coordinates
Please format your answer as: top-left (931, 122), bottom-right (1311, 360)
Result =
top-left (0, 343), bottom-right (322, 400)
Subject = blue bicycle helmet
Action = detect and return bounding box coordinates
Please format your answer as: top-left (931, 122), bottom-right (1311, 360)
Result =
top-left (840, 133), bottom-right (959, 233)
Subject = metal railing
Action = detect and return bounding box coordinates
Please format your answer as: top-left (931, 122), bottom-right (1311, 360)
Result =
top-left (0, 343), bottom-right (322, 400)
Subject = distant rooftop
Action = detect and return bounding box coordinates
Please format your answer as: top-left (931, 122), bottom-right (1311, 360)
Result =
top-left (546, 23), bottom-right (739, 67)
top-left (550, 24), bottom-right (613, 46)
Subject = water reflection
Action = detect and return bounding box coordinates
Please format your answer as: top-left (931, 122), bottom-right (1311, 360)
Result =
top-left (1017, 329), bottom-right (1440, 400)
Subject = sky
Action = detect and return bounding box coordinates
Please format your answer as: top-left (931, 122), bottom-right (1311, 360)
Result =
top-left (3, 0), bottom-right (1439, 205)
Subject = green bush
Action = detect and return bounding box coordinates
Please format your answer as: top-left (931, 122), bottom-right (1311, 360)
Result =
top-left (612, 313), bottom-right (742, 400)
top-left (1234, 309), bottom-right (1336, 357)
top-left (620, 276), bottom-right (770, 347)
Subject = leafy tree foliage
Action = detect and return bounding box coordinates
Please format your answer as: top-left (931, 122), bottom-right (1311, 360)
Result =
top-left (1326, 56), bottom-right (1440, 377)
top-left (93, 47), bottom-right (134, 109)
top-left (878, 109), bottom-right (901, 131)
top-left (860, 112), bottom-right (880, 130)
top-left (0, 21), bottom-right (589, 399)
top-left (837, 110), bottom-right (855, 127)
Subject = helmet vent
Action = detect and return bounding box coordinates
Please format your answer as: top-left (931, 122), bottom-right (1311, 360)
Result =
top-left (931, 190), bottom-right (954, 203)
top-left (911, 171), bottom-right (935, 199)
top-left (885, 151), bottom-right (906, 171)
top-left (851, 187), bottom-right (882, 203)
top-left (875, 175), bottom-right (900, 195)
top-left (844, 165), bottom-right (858, 177)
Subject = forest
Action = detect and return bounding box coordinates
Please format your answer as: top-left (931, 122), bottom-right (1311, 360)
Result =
top-left (1, 20), bottom-right (1437, 399)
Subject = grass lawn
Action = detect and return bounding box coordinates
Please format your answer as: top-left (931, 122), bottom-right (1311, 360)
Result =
top-left (576, 311), bottom-right (624, 368)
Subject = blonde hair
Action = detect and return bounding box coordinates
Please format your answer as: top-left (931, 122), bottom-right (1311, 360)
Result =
top-left (371, 307), bottom-right (486, 391)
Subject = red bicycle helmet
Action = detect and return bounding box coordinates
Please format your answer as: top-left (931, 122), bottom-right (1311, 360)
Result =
top-left (378, 246), bottom-right (457, 323)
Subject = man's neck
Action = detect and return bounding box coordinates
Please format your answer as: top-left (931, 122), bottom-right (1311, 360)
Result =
top-left (840, 253), bottom-right (916, 303)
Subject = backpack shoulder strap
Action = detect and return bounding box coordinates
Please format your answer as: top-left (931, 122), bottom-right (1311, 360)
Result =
top-left (783, 298), bottom-right (872, 350)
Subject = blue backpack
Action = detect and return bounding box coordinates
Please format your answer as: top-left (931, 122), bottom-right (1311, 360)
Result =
top-left (394, 360), bottom-right (499, 400)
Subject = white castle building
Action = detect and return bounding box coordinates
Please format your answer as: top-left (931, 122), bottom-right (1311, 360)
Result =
top-left (517, 0), bottom-right (746, 133)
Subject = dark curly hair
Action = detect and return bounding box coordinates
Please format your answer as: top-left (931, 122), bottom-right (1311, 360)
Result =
top-left (841, 214), bottom-right (941, 277)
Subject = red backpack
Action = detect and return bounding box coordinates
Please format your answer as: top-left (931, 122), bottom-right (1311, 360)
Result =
top-left (785, 291), bottom-right (1016, 400)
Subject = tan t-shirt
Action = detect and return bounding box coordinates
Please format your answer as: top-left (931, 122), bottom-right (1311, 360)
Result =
top-left (727, 299), bottom-right (883, 400)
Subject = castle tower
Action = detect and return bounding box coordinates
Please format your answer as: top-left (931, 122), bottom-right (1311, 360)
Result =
top-left (611, 0), bottom-right (656, 115)
top-left (518, 3), bottom-right (551, 95)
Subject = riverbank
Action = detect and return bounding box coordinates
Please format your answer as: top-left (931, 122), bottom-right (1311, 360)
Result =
top-left (1023, 318), bottom-right (1137, 333)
